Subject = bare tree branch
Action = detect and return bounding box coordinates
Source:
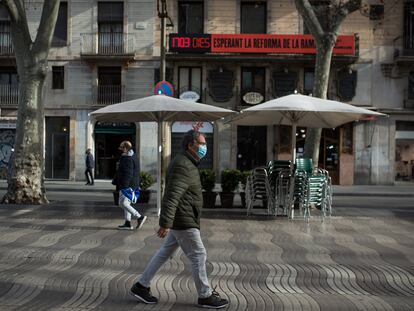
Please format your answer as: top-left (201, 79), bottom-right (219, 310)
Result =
top-left (295, 0), bottom-right (324, 39)
top-left (1, 0), bottom-right (32, 45)
top-left (32, 0), bottom-right (60, 57)
top-left (332, 0), bottom-right (362, 33)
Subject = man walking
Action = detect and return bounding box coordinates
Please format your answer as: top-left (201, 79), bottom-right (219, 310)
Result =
top-left (116, 140), bottom-right (147, 230)
top-left (130, 130), bottom-right (228, 309)
top-left (85, 148), bottom-right (94, 185)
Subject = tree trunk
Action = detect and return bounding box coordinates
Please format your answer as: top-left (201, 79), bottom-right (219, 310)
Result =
top-left (295, 0), bottom-right (361, 167)
top-left (1, 0), bottom-right (60, 204)
top-left (2, 68), bottom-right (48, 204)
top-left (303, 38), bottom-right (335, 166)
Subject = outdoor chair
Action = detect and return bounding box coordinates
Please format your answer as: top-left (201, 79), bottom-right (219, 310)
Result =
top-left (267, 160), bottom-right (295, 216)
top-left (246, 167), bottom-right (274, 216)
top-left (295, 158), bottom-right (333, 220)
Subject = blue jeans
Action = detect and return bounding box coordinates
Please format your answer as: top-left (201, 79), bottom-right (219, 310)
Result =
top-left (119, 192), bottom-right (141, 221)
top-left (138, 228), bottom-right (212, 298)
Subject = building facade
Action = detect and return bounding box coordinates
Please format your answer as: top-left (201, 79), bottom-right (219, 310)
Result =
top-left (0, 0), bottom-right (159, 180)
top-left (0, 0), bottom-right (413, 185)
top-left (164, 0), bottom-right (414, 185)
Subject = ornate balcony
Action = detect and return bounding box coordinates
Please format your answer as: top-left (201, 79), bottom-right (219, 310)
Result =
top-left (92, 84), bottom-right (125, 106)
top-left (0, 84), bottom-right (18, 107)
top-left (0, 32), bottom-right (14, 56)
top-left (80, 33), bottom-right (136, 62)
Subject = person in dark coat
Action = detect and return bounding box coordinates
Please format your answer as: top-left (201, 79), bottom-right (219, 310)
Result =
top-left (85, 148), bottom-right (95, 185)
top-left (130, 130), bottom-right (228, 309)
top-left (116, 140), bottom-right (147, 230)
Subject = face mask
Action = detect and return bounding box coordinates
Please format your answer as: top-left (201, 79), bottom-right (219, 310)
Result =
top-left (197, 144), bottom-right (207, 159)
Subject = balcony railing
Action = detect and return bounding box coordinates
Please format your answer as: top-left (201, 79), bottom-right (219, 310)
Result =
top-left (0, 32), bottom-right (14, 55)
top-left (92, 85), bottom-right (124, 106)
top-left (81, 33), bottom-right (136, 56)
top-left (0, 84), bottom-right (18, 106)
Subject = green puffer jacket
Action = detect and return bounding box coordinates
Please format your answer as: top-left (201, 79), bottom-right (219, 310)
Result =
top-left (159, 152), bottom-right (203, 230)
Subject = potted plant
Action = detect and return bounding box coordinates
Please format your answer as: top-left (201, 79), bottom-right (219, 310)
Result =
top-left (138, 171), bottom-right (155, 203)
top-left (200, 169), bottom-right (217, 208)
top-left (239, 170), bottom-right (251, 208)
top-left (219, 169), bottom-right (241, 208)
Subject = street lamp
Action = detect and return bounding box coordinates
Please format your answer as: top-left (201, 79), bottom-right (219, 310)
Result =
top-left (157, 0), bottom-right (174, 81)
top-left (157, 0), bottom-right (174, 200)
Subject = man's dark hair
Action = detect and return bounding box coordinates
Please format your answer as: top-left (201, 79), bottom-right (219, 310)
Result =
top-left (182, 130), bottom-right (203, 151)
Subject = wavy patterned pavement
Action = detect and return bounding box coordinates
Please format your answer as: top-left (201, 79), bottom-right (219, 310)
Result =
top-left (0, 200), bottom-right (413, 311)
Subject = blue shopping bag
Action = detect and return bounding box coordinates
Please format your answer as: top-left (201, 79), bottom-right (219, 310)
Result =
top-left (120, 188), bottom-right (140, 204)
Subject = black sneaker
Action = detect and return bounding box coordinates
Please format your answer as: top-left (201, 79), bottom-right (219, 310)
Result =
top-left (137, 216), bottom-right (147, 229)
top-left (131, 282), bottom-right (158, 304)
top-left (118, 221), bottom-right (134, 230)
top-left (198, 289), bottom-right (228, 309)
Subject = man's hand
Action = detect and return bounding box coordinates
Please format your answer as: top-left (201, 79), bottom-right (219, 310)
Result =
top-left (157, 227), bottom-right (169, 238)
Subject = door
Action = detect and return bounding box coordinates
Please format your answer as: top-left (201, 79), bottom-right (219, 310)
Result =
top-left (45, 117), bottom-right (70, 179)
top-left (98, 66), bottom-right (122, 105)
top-left (94, 122), bottom-right (135, 179)
top-left (237, 126), bottom-right (267, 171)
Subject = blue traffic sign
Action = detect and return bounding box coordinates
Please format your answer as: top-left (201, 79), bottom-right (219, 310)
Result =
top-left (154, 80), bottom-right (174, 97)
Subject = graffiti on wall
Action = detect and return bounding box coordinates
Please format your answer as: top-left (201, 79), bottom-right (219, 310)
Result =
top-left (0, 130), bottom-right (15, 179)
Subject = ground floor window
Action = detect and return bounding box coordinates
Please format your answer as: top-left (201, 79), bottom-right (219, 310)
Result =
top-left (171, 121), bottom-right (213, 169)
top-left (45, 116), bottom-right (70, 179)
top-left (94, 122), bottom-right (136, 179)
top-left (295, 127), bottom-right (340, 184)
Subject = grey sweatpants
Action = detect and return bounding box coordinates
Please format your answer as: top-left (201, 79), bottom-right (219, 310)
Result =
top-left (138, 228), bottom-right (212, 298)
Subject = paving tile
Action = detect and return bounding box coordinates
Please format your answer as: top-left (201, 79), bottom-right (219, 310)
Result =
top-left (0, 200), bottom-right (413, 311)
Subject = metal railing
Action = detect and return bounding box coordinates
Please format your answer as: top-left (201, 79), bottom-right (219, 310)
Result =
top-left (92, 84), bottom-right (124, 106)
top-left (0, 32), bottom-right (14, 55)
top-left (0, 84), bottom-right (18, 106)
top-left (81, 33), bottom-right (136, 55)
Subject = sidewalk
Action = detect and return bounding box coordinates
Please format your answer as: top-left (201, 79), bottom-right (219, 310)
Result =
top-left (0, 185), bottom-right (412, 310)
top-left (0, 179), bottom-right (413, 197)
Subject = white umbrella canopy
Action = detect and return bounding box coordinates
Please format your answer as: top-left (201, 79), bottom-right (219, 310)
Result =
top-left (90, 94), bottom-right (235, 122)
top-left (230, 94), bottom-right (386, 161)
top-left (90, 94), bottom-right (236, 214)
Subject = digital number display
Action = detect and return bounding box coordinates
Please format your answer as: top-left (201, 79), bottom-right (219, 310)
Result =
top-left (168, 33), bottom-right (356, 56)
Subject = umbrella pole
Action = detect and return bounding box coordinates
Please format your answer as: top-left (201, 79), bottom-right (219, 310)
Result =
top-left (291, 122), bottom-right (297, 163)
top-left (157, 122), bottom-right (162, 216)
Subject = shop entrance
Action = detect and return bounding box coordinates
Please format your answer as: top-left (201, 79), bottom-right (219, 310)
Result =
top-left (296, 128), bottom-right (340, 184)
top-left (45, 117), bottom-right (70, 179)
top-left (94, 122), bottom-right (136, 179)
top-left (237, 126), bottom-right (267, 171)
top-left (395, 121), bottom-right (414, 181)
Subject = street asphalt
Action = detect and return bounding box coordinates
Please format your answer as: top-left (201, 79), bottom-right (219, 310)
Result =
top-left (0, 180), bottom-right (413, 310)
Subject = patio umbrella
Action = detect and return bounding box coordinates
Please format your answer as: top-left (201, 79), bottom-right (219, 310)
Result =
top-left (90, 94), bottom-right (236, 214)
top-left (230, 94), bottom-right (385, 161)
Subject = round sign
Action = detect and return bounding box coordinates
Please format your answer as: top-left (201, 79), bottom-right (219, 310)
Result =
top-left (243, 92), bottom-right (264, 105)
top-left (154, 80), bottom-right (174, 97)
top-left (179, 91), bottom-right (200, 102)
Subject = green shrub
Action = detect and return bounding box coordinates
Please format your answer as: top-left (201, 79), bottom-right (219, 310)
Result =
top-left (239, 170), bottom-right (251, 189)
top-left (140, 171), bottom-right (155, 190)
top-left (200, 169), bottom-right (216, 192)
top-left (221, 169), bottom-right (241, 193)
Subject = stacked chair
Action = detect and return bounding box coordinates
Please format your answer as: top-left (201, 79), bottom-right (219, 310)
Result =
top-left (245, 167), bottom-right (274, 216)
top-left (294, 158), bottom-right (333, 220)
top-left (267, 160), bottom-right (295, 217)
top-left (245, 158), bottom-right (332, 220)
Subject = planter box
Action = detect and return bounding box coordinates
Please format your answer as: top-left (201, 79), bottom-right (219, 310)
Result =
top-left (138, 190), bottom-right (151, 204)
top-left (219, 192), bottom-right (235, 208)
top-left (202, 192), bottom-right (217, 208)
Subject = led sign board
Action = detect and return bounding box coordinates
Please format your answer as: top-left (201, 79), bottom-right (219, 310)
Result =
top-left (169, 34), bottom-right (355, 55)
